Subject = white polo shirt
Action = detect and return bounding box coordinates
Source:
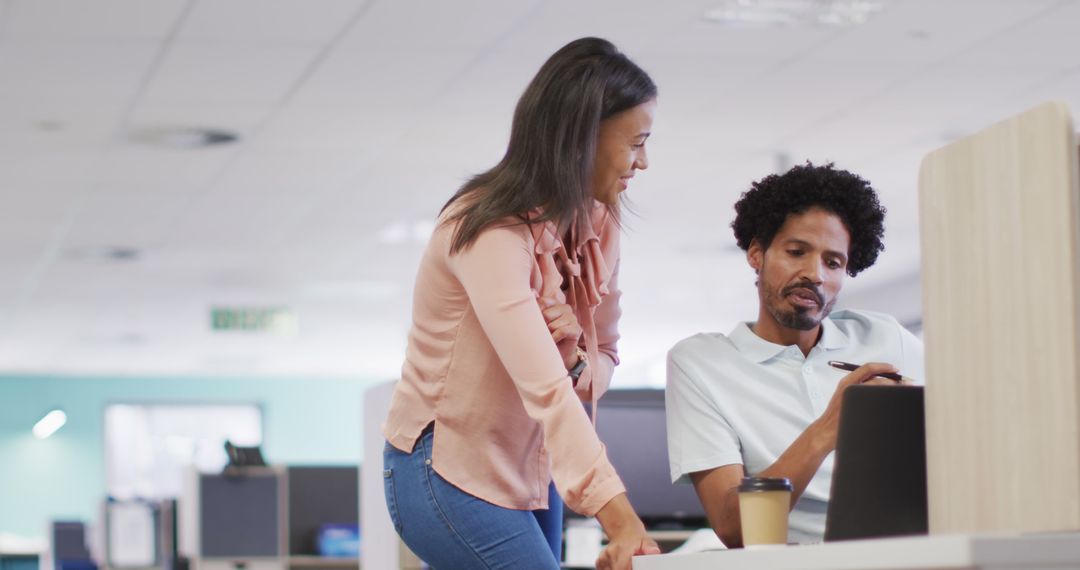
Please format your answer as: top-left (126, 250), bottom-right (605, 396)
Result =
top-left (665, 309), bottom-right (924, 541)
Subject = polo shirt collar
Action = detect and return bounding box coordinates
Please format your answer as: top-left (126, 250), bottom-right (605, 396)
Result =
top-left (729, 316), bottom-right (848, 363)
top-left (817, 316), bottom-right (848, 350)
top-left (728, 322), bottom-right (787, 363)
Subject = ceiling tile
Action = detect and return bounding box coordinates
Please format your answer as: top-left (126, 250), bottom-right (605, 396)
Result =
top-left (179, 0), bottom-right (368, 45)
top-left (140, 42), bottom-right (324, 106)
top-left (808, 0), bottom-right (1061, 65)
top-left (6, 0), bottom-right (186, 41)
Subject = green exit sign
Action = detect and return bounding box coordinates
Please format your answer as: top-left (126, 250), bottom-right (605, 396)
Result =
top-left (211, 307), bottom-right (297, 335)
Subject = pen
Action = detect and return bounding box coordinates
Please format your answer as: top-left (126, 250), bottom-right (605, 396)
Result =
top-left (827, 360), bottom-right (914, 384)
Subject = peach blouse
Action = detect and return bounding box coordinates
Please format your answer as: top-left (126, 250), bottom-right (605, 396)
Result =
top-left (382, 201), bottom-right (625, 516)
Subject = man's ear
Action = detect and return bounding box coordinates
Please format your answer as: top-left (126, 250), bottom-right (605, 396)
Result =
top-left (747, 239), bottom-right (763, 274)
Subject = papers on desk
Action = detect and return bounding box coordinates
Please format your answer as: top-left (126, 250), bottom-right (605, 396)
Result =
top-left (669, 529), bottom-right (727, 554)
top-left (0, 532), bottom-right (47, 555)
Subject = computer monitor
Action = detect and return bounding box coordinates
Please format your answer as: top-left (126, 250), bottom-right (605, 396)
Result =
top-left (286, 466), bottom-right (359, 555)
top-left (589, 389), bottom-right (707, 529)
top-left (199, 469), bottom-right (282, 557)
top-left (825, 384), bottom-right (928, 541)
top-left (50, 521), bottom-right (92, 570)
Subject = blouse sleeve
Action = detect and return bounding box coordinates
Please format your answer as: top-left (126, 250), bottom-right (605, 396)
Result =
top-left (447, 223), bottom-right (626, 515)
top-left (574, 257), bottom-right (621, 402)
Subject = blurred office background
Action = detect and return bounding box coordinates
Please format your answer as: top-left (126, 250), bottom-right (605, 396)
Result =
top-left (2, 0), bottom-right (1079, 549)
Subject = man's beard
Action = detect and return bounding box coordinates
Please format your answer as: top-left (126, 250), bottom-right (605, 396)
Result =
top-left (762, 282), bottom-right (837, 331)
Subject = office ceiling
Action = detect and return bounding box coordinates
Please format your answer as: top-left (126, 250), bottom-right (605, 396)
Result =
top-left (1, 0), bottom-right (1077, 383)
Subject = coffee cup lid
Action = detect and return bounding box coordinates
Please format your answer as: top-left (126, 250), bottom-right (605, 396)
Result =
top-left (737, 477), bottom-right (793, 493)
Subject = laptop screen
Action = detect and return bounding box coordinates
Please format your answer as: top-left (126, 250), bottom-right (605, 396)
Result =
top-left (824, 384), bottom-right (928, 541)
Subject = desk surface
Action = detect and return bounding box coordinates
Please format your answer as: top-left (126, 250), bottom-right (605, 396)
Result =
top-left (286, 556), bottom-right (359, 569)
top-left (632, 532), bottom-right (1080, 570)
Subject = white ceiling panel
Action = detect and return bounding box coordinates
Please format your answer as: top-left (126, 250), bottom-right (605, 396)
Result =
top-left (158, 146), bottom-right (369, 247)
top-left (782, 65), bottom-right (1056, 167)
top-left (255, 107), bottom-right (420, 167)
top-left (60, 193), bottom-right (192, 251)
top-left (179, 0), bottom-right (368, 46)
top-left (140, 42), bottom-right (323, 106)
top-left (696, 62), bottom-right (922, 152)
top-left (86, 146), bottom-right (237, 198)
top-left (0, 103), bottom-right (127, 153)
top-left (508, 0), bottom-right (744, 56)
top-left (634, 20), bottom-right (836, 61)
top-left (432, 50), bottom-right (540, 116)
top-left (339, 0), bottom-right (541, 51)
top-left (5, 0), bottom-right (185, 41)
top-left (0, 149), bottom-right (98, 186)
top-left (290, 47), bottom-right (481, 108)
top-left (951, 0), bottom-right (1080, 68)
top-left (631, 55), bottom-right (764, 120)
top-left (809, 0), bottom-right (1061, 64)
top-left (0, 40), bottom-right (162, 101)
top-left (1002, 66), bottom-right (1080, 119)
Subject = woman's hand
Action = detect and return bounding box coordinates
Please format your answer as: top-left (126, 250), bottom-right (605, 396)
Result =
top-left (594, 494), bottom-right (662, 570)
top-left (538, 297), bottom-right (583, 369)
top-left (596, 530), bottom-right (661, 570)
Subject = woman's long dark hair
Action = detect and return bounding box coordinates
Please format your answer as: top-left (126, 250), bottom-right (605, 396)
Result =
top-left (442, 37), bottom-right (657, 253)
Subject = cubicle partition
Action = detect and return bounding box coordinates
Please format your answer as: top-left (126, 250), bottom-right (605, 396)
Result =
top-left (179, 465), bottom-right (360, 570)
top-left (919, 100), bottom-right (1080, 534)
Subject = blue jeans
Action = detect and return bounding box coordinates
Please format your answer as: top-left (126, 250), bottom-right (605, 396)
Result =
top-left (383, 427), bottom-right (563, 569)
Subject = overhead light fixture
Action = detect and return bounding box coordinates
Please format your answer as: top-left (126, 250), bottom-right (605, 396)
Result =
top-left (63, 245), bottom-right (141, 262)
top-left (704, 0), bottom-right (886, 28)
top-left (129, 126), bottom-right (240, 149)
top-left (377, 220), bottom-right (436, 245)
top-left (33, 409), bottom-right (67, 439)
top-left (301, 280), bottom-right (400, 300)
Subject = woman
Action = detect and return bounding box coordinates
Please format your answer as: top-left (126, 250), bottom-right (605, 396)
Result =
top-left (382, 37), bottom-right (659, 570)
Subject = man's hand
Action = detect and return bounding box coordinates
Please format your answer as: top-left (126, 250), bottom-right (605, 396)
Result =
top-left (812, 362), bottom-right (899, 451)
top-left (539, 297), bottom-right (583, 369)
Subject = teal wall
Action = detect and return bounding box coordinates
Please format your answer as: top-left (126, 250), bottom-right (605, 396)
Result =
top-left (0, 374), bottom-right (384, 539)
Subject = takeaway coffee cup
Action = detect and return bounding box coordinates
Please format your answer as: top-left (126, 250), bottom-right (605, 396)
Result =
top-left (737, 476), bottom-right (792, 547)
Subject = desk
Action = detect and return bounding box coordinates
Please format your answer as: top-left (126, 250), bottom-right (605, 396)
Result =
top-left (632, 533), bottom-right (1080, 569)
top-left (287, 556), bottom-right (359, 570)
top-left (0, 554), bottom-right (37, 570)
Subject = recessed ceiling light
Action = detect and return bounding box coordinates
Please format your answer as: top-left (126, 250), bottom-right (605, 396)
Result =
top-left (129, 126), bottom-right (240, 149)
top-left (34, 119), bottom-right (65, 132)
top-left (63, 246), bottom-right (141, 262)
top-left (704, 0), bottom-right (887, 28)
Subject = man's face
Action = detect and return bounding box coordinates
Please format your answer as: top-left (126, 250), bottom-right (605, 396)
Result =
top-left (749, 207), bottom-right (851, 331)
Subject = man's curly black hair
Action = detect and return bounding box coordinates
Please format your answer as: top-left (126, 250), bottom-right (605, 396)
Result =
top-left (731, 161), bottom-right (886, 277)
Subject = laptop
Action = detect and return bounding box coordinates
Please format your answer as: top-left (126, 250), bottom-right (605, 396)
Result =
top-left (824, 384), bottom-right (929, 541)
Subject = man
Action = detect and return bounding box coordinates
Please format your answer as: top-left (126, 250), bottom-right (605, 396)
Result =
top-left (665, 162), bottom-right (924, 546)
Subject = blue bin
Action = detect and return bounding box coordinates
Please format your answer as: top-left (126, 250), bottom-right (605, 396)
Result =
top-left (316, 524), bottom-right (360, 558)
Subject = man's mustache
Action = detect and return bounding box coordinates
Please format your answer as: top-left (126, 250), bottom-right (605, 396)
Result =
top-left (782, 282), bottom-right (824, 306)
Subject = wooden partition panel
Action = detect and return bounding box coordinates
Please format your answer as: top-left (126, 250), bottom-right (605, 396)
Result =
top-left (919, 101), bottom-right (1080, 534)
